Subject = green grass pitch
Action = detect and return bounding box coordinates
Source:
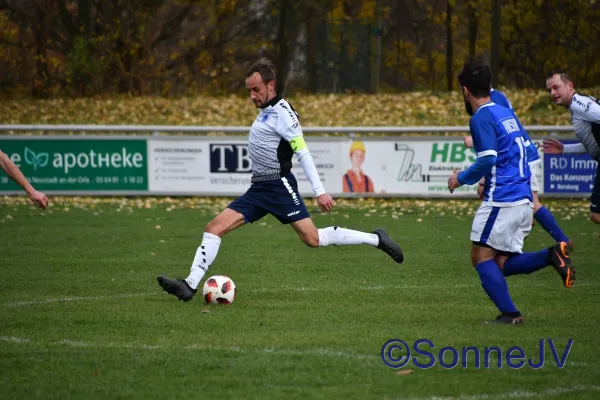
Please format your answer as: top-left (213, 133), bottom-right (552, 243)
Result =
top-left (0, 197), bottom-right (598, 399)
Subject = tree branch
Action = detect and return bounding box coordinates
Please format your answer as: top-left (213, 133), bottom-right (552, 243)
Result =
top-left (0, 37), bottom-right (33, 48)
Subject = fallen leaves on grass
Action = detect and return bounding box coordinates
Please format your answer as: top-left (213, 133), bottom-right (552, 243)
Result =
top-left (396, 369), bottom-right (413, 376)
top-left (2, 89), bottom-right (598, 133)
top-left (0, 196), bottom-right (590, 219)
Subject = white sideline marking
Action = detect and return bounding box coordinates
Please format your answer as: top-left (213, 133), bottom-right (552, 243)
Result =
top-left (0, 335), bottom-right (377, 360)
top-left (247, 281), bottom-right (596, 293)
top-left (184, 343), bottom-right (377, 360)
top-left (3, 292), bottom-right (158, 307)
top-left (0, 336), bottom-right (31, 344)
top-left (4, 281), bottom-right (596, 307)
top-left (1, 336), bottom-right (597, 368)
top-left (405, 385), bottom-right (600, 400)
top-left (568, 361), bottom-right (594, 367)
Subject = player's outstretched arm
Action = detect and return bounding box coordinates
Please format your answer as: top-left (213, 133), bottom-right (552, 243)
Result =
top-left (543, 138), bottom-right (586, 155)
top-left (448, 155), bottom-right (496, 193)
top-left (0, 149), bottom-right (49, 209)
top-left (289, 137), bottom-right (335, 212)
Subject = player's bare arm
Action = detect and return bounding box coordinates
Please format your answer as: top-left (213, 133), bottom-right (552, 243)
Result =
top-left (0, 149), bottom-right (49, 209)
top-left (463, 136), bottom-right (474, 148)
top-left (447, 169), bottom-right (462, 193)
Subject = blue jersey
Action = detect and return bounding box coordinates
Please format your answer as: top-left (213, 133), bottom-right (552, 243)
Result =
top-left (470, 102), bottom-right (533, 205)
top-left (490, 88), bottom-right (513, 110)
top-left (490, 88), bottom-right (540, 165)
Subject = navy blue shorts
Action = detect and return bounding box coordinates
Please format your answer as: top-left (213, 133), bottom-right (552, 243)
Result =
top-left (227, 174), bottom-right (311, 224)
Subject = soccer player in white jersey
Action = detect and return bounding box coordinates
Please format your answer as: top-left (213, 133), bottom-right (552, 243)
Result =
top-left (157, 58), bottom-right (404, 302)
top-left (464, 90), bottom-right (571, 248)
top-left (448, 60), bottom-right (575, 324)
top-left (544, 70), bottom-right (600, 225)
top-left (0, 149), bottom-right (49, 208)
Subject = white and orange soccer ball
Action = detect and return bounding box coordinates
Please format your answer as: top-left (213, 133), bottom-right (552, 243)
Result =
top-left (202, 275), bottom-right (236, 304)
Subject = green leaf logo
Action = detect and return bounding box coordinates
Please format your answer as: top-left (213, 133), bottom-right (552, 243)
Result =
top-left (24, 147), bottom-right (49, 171)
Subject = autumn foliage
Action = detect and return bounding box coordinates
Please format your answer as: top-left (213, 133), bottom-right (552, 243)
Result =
top-left (2, 88), bottom-right (599, 130)
top-left (1, 0), bottom-right (599, 98)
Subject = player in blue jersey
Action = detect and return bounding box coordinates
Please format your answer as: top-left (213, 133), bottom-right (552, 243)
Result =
top-left (447, 60), bottom-right (575, 325)
top-left (463, 89), bottom-right (571, 249)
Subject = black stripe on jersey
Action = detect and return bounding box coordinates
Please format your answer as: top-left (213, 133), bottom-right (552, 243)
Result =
top-left (276, 138), bottom-right (294, 177)
top-left (261, 95), bottom-right (282, 109)
top-left (287, 101), bottom-right (300, 120)
top-left (279, 102), bottom-right (299, 126)
top-left (574, 92), bottom-right (599, 105)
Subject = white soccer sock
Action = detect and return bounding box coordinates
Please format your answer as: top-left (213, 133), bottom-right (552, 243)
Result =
top-left (317, 226), bottom-right (379, 247)
top-left (185, 232), bottom-right (222, 289)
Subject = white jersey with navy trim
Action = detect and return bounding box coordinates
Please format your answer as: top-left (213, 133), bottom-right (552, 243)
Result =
top-left (248, 96), bottom-right (302, 182)
top-left (570, 93), bottom-right (600, 162)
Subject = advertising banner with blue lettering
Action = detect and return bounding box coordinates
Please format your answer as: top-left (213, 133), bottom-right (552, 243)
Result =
top-left (543, 140), bottom-right (598, 194)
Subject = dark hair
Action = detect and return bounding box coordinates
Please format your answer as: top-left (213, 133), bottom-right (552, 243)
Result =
top-left (246, 58), bottom-right (276, 84)
top-left (457, 60), bottom-right (491, 98)
top-left (546, 69), bottom-right (572, 84)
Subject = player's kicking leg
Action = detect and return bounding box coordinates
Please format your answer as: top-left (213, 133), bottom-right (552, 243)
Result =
top-left (157, 208), bottom-right (247, 302)
top-left (290, 218), bottom-right (404, 263)
top-left (157, 190), bottom-right (266, 302)
top-left (495, 240), bottom-right (575, 288)
top-left (491, 192), bottom-right (576, 289)
top-left (485, 166), bottom-right (577, 289)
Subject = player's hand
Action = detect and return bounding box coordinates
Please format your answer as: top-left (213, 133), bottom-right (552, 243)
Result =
top-left (447, 169), bottom-right (462, 194)
top-left (543, 138), bottom-right (564, 155)
top-left (477, 178), bottom-right (485, 200)
top-left (316, 193), bottom-right (335, 212)
top-left (27, 189), bottom-right (49, 209)
top-left (463, 136), bottom-right (474, 148)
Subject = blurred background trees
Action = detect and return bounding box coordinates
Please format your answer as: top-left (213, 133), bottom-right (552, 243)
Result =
top-left (0, 0), bottom-right (598, 98)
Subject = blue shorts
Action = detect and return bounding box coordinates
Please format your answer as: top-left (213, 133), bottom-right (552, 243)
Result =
top-left (227, 174), bottom-right (311, 224)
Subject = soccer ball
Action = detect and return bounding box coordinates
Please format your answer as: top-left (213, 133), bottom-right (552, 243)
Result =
top-left (202, 275), bottom-right (236, 304)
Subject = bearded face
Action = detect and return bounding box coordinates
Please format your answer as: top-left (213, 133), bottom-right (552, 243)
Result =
top-left (461, 87), bottom-right (474, 116)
